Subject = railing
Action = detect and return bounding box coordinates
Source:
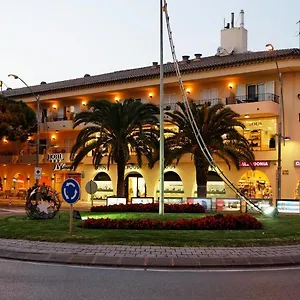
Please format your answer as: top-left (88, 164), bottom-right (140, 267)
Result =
top-left (196, 98), bottom-right (223, 106)
top-left (164, 102), bottom-right (178, 111)
top-left (226, 93), bottom-right (279, 105)
top-left (45, 114), bottom-right (75, 122)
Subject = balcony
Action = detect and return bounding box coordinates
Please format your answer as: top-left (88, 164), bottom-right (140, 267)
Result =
top-left (226, 93), bottom-right (279, 105)
top-left (226, 93), bottom-right (279, 116)
top-left (42, 114), bottom-right (74, 131)
top-left (0, 153), bottom-right (18, 164)
top-left (196, 98), bottom-right (224, 106)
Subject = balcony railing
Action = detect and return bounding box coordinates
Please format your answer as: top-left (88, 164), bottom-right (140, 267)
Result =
top-left (196, 98), bottom-right (223, 106)
top-left (226, 93), bottom-right (279, 105)
top-left (45, 114), bottom-right (75, 122)
top-left (164, 102), bottom-right (178, 111)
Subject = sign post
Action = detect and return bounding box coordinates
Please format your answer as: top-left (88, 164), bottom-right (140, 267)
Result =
top-left (85, 180), bottom-right (98, 207)
top-left (61, 178), bottom-right (81, 235)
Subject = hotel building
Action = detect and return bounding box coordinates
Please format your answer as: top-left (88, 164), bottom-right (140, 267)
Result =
top-left (1, 11), bottom-right (300, 207)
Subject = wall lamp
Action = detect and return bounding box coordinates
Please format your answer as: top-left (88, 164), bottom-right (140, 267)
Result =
top-left (3, 177), bottom-right (6, 181)
top-left (52, 104), bottom-right (57, 110)
top-left (81, 101), bottom-right (86, 106)
top-left (228, 83), bottom-right (233, 89)
top-left (186, 89), bottom-right (191, 94)
top-left (149, 93), bottom-right (153, 98)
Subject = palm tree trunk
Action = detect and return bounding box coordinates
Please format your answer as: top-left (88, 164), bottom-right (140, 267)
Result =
top-left (116, 160), bottom-right (126, 198)
top-left (194, 154), bottom-right (209, 198)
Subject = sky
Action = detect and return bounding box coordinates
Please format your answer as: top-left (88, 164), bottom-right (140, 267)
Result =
top-left (0, 0), bottom-right (299, 89)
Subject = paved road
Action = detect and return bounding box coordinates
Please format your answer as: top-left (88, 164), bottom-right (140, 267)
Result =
top-left (0, 259), bottom-right (299, 300)
top-left (0, 208), bottom-right (25, 216)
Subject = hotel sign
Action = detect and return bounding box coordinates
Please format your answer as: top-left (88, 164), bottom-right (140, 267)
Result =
top-left (239, 161), bottom-right (270, 167)
top-left (294, 160), bottom-right (300, 167)
top-left (47, 153), bottom-right (73, 171)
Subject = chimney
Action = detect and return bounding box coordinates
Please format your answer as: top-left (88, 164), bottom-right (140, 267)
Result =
top-left (240, 10), bottom-right (244, 28)
top-left (182, 55), bottom-right (190, 62)
top-left (220, 10), bottom-right (248, 54)
top-left (152, 61), bottom-right (159, 69)
top-left (194, 53), bottom-right (202, 60)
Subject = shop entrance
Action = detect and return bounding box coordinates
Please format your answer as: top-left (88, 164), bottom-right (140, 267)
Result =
top-left (238, 170), bottom-right (272, 199)
top-left (125, 172), bottom-right (146, 200)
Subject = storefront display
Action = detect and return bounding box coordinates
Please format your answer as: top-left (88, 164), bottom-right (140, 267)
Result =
top-left (107, 197), bottom-right (126, 206)
top-left (238, 170), bottom-right (272, 199)
top-left (131, 197), bottom-right (154, 204)
top-left (157, 197), bottom-right (184, 204)
top-left (187, 198), bottom-right (212, 211)
top-left (93, 172), bottom-right (114, 200)
top-left (239, 118), bottom-right (277, 151)
top-left (125, 173), bottom-right (146, 199)
top-left (216, 198), bottom-right (241, 212)
top-left (277, 200), bottom-right (300, 214)
top-left (156, 171), bottom-right (184, 199)
top-left (246, 198), bottom-right (272, 212)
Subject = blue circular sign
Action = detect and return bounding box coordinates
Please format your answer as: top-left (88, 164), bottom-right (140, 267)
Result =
top-left (61, 178), bottom-right (81, 204)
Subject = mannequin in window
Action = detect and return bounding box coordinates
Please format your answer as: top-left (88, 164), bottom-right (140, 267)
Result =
top-left (269, 135), bottom-right (276, 149)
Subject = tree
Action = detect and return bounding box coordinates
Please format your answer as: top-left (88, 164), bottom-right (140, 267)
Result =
top-left (0, 95), bottom-right (36, 142)
top-left (165, 101), bottom-right (255, 197)
top-left (70, 99), bottom-right (159, 197)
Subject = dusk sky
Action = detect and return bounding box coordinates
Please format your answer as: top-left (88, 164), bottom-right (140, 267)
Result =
top-left (1, 0), bottom-right (299, 89)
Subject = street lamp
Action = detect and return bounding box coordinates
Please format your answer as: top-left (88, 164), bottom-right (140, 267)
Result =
top-left (265, 44), bottom-right (285, 200)
top-left (8, 74), bottom-right (41, 186)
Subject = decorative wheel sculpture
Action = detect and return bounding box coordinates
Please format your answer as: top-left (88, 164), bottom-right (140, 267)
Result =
top-left (25, 185), bottom-right (62, 219)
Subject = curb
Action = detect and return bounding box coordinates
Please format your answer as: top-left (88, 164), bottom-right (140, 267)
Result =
top-left (1, 250), bottom-right (300, 269)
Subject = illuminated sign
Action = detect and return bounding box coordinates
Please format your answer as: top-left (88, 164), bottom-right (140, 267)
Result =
top-left (53, 163), bottom-right (73, 171)
top-left (131, 197), bottom-right (154, 204)
top-left (187, 198), bottom-right (212, 211)
top-left (48, 153), bottom-right (63, 163)
top-left (239, 161), bottom-right (270, 167)
top-left (216, 198), bottom-right (241, 212)
top-left (294, 161), bottom-right (300, 167)
top-left (277, 200), bottom-right (300, 214)
top-left (107, 197), bottom-right (126, 206)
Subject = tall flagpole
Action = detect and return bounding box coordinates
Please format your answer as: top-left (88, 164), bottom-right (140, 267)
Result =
top-left (159, 0), bottom-right (164, 215)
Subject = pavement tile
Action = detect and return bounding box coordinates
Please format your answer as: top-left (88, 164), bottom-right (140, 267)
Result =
top-left (0, 249), bottom-right (11, 258)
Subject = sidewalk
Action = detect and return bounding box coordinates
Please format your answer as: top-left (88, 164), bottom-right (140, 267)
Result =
top-left (0, 238), bottom-right (300, 268)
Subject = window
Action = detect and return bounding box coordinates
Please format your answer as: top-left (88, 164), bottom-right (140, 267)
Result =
top-left (164, 94), bottom-right (178, 111)
top-left (200, 88), bottom-right (219, 105)
top-left (247, 84), bottom-right (265, 101)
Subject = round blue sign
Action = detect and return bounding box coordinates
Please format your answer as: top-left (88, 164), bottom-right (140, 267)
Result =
top-left (61, 178), bottom-right (81, 204)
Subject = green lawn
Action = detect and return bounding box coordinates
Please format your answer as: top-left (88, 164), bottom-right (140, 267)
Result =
top-left (0, 212), bottom-right (300, 247)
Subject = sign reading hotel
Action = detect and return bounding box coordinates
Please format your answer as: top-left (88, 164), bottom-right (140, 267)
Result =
top-left (48, 153), bottom-right (73, 171)
top-left (239, 161), bottom-right (270, 167)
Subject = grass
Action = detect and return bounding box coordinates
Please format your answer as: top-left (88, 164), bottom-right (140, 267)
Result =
top-left (0, 212), bottom-right (300, 247)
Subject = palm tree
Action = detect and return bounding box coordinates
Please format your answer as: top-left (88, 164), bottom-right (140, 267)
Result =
top-left (165, 101), bottom-right (254, 198)
top-left (70, 99), bottom-right (159, 197)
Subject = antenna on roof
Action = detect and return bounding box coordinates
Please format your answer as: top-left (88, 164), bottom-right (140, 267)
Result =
top-left (297, 20), bottom-right (300, 49)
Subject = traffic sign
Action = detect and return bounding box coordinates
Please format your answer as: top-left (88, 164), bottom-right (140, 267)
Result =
top-left (61, 178), bottom-right (81, 204)
top-left (85, 180), bottom-right (97, 195)
top-left (34, 167), bottom-right (42, 179)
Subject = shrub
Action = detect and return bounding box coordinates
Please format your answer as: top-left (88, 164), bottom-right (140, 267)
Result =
top-left (91, 203), bottom-right (205, 213)
top-left (82, 214), bottom-right (263, 230)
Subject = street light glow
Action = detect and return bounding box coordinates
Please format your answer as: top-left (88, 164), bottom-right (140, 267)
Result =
top-left (8, 74), bottom-right (19, 79)
top-left (265, 43), bottom-right (274, 51)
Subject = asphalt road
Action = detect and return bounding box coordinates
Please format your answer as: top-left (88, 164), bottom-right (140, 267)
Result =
top-left (0, 259), bottom-right (299, 300)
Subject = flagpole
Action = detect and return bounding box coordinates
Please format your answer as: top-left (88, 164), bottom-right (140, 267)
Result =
top-left (159, 0), bottom-right (164, 215)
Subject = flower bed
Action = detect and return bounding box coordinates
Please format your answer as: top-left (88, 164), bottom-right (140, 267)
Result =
top-left (91, 203), bottom-right (205, 213)
top-left (83, 214), bottom-right (263, 230)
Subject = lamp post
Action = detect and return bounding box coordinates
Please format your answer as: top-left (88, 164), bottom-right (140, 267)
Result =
top-left (159, 0), bottom-right (165, 215)
top-left (8, 74), bottom-right (41, 186)
top-left (266, 44), bottom-right (284, 200)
